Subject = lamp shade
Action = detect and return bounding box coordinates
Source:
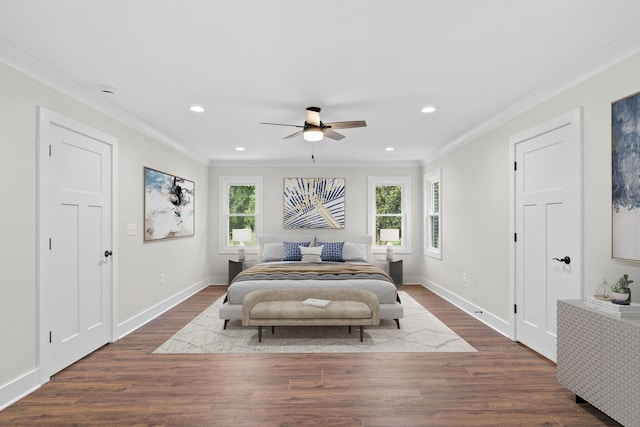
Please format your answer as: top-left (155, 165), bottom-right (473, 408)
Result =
top-left (232, 228), bottom-right (252, 243)
top-left (380, 228), bottom-right (399, 243)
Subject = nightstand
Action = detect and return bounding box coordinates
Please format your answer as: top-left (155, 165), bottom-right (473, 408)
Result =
top-left (388, 259), bottom-right (403, 286)
top-left (228, 259), bottom-right (244, 285)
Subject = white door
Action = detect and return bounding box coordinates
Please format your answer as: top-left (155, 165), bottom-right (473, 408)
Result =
top-left (38, 108), bottom-right (117, 380)
top-left (511, 109), bottom-right (582, 362)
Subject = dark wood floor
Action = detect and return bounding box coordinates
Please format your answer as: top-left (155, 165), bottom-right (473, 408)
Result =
top-left (1, 285), bottom-right (620, 426)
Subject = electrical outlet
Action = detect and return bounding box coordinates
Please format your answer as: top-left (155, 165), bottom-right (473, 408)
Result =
top-left (160, 274), bottom-right (165, 285)
top-left (463, 272), bottom-right (467, 283)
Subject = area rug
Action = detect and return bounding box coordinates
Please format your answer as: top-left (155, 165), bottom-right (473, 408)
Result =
top-left (153, 291), bottom-right (476, 354)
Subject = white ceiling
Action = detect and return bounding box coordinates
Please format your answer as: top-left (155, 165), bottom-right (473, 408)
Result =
top-left (2, 1), bottom-right (640, 166)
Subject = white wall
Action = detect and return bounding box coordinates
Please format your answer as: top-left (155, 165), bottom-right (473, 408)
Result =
top-left (5, 38), bottom-right (640, 410)
top-left (0, 62), bottom-right (210, 406)
top-left (422, 51), bottom-right (640, 326)
top-left (117, 135), bottom-right (210, 327)
top-left (208, 165), bottom-right (423, 283)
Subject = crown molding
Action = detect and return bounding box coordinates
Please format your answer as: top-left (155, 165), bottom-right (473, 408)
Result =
top-left (0, 40), bottom-right (208, 165)
top-left (209, 158), bottom-right (422, 168)
top-left (421, 27), bottom-right (640, 165)
top-left (5, 27), bottom-right (640, 171)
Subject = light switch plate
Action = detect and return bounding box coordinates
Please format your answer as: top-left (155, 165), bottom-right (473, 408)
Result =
top-left (126, 223), bottom-right (136, 236)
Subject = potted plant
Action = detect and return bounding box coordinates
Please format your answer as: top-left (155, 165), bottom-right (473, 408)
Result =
top-left (610, 274), bottom-right (633, 304)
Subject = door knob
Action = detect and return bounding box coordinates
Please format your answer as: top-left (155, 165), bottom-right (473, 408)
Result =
top-left (552, 256), bottom-right (570, 265)
top-left (104, 250), bottom-right (113, 258)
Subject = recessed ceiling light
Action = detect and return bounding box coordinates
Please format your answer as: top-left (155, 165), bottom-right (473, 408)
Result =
top-left (190, 105), bottom-right (205, 113)
top-left (421, 106), bottom-right (437, 114)
top-left (235, 146), bottom-right (245, 151)
top-left (385, 147), bottom-right (395, 151)
top-left (98, 85), bottom-right (117, 94)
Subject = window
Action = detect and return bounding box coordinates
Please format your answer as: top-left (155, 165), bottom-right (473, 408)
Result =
top-left (424, 169), bottom-right (441, 259)
top-left (368, 176), bottom-right (411, 254)
top-left (219, 176), bottom-right (263, 253)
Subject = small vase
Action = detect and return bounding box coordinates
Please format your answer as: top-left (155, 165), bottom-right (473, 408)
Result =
top-left (594, 279), bottom-right (611, 299)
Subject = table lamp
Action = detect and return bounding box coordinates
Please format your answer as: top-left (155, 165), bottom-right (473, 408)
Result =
top-left (380, 229), bottom-right (399, 261)
top-left (232, 228), bottom-right (252, 262)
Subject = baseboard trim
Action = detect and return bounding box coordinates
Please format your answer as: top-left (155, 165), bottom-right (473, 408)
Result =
top-left (1, 278), bottom-right (213, 412)
top-left (2, 277), bottom-right (509, 411)
top-left (419, 278), bottom-right (512, 339)
top-left (0, 368), bottom-right (40, 411)
top-left (210, 275), bottom-right (227, 286)
top-left (116, 277), bottom-right (212, 339)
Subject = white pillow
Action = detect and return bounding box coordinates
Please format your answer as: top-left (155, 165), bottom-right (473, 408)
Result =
top-left (262, 243), bottom-right (284, 262)
top-left (342, 242), bottom-right (368, 262)
top-left (300, 245), bottom-right (323, 263)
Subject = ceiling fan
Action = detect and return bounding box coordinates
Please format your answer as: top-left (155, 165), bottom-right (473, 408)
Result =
top-left (260, 106), bottom-right (367, 142)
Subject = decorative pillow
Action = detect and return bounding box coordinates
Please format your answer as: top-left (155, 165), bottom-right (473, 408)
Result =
top-left (283, 241), bottom-right (311, 261)
top-left (261, 243), bottom-right (284, 262)
top-left (342, 242), bottom-right (368, 262)
top-left (300, 245), bottom-right (323, 263)
top-left (317, 241), bottom-right (344, 262)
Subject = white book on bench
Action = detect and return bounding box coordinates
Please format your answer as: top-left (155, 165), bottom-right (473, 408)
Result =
top-left (302, 298), bottom-right (331, 308)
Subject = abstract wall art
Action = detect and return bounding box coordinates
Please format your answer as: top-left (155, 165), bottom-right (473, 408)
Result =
top-left (144, 167), bottom-right (194, 241)
top-left (283, 178), bottom-right (345, 229)
top-left (612, 92), bottom-right (640, 261)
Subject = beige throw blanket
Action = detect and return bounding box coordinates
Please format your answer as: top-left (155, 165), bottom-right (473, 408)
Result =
top-left (232, 262), bottom-right (393, 284)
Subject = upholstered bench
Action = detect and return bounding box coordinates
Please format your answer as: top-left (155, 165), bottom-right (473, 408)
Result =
top-left (242, 288), bottom-right (380, 342)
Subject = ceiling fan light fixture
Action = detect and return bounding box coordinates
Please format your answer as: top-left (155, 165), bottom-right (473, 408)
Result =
top-left (303, 129), bottom-right (323, 142)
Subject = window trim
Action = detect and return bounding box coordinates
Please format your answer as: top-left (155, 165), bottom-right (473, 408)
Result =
top-left (219, 176), bottom-right (263, 254)
top-left (368, 176), bottom-right (412, 254)
top-left (424, 169), bottom-right (442, 259)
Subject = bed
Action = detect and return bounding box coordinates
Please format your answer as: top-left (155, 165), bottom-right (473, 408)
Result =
top-left (219, 234), bottom-right (404, 329)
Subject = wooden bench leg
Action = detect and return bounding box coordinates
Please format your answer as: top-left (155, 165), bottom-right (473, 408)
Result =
top-left (257, 324), bottom-right (369, 342)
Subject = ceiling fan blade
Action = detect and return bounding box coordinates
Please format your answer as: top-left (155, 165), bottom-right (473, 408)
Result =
top-left (306, 107), bottom-right (321, 126)
top-left (283, 130), bottom-right (304, 139)
top-left (260, 122), bottom-right (304, 128)
top-left (323, 129), bottom-right (345, 140)
top-left (325, 120), bottom-right (367, 129)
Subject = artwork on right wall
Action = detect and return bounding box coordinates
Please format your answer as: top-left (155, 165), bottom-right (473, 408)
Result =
top-left (612, 91), bottom-right (640, 261)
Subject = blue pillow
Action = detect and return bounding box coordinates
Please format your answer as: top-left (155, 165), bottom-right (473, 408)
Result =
top-left (283, 241), bottom-right (311, 261)
top-left (317, 241), bottom-right (344, 262)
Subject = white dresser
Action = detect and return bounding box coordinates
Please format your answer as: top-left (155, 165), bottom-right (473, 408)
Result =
top-left (557, 300), bottom-right (640, 427)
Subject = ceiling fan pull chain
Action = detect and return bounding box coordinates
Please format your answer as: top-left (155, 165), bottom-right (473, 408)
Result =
top-left (311, 141), bottom-right (316, 163)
